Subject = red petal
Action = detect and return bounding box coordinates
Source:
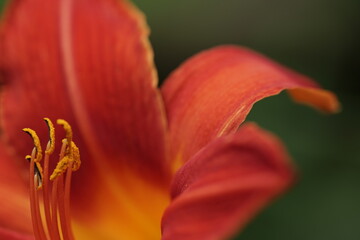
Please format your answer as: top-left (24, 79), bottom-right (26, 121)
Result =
top-left (0, 141), bottom-right (33, 236)
top-left (0, 227), bottom-right (34, 240)
top-left (161, 123), bottom-right (294, 240)
top-left (161, 46), bottom-right (339, 162)
top-left (0, 0), bottom-right (169, 205)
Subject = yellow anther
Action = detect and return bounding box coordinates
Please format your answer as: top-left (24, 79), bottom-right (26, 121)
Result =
top-left (22, 128), bottom-right (43, 162)
top-left (57, 119), bottom-right (72, 145)
top-left (50, 156), bottom-right (70, 181)
top-left (44, 118), bottom-right (55, 155)
top-left (25, 154), bottom-right (43, 189)
top-left (70, 141), bottom-right (81, 171)
top-left (50, 140), bottom-right (81, 180)
top-left (50, 120), bottom-right (81, 180)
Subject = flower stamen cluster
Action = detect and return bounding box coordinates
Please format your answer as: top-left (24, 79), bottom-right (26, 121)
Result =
top-left (23, 118), bottom-right (80, 240)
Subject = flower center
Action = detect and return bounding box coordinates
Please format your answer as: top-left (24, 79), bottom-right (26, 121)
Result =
top-left (23, 118), bottom-right (81, 240)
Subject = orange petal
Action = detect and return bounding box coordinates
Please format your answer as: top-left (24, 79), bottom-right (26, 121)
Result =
top-left (0, 141), bottom-right (33, 236)
top-left (288, 87), bottom-right (340, 113)
top-left (0, 0), bottom-right (169, 207)
top-left (161, 45), bottom-right (339, 163)
top-left (161, 123), bottom-right (295, 240)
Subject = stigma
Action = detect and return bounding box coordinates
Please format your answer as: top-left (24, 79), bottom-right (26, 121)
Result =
top-left (23, 118), bottom-right (81, 240)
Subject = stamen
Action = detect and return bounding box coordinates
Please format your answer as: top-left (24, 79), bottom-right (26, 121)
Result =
top-left (26, 152), bottom-right (41, 240)
top-left (42, 118), bottom-right (58, 240)
top-left (23, 118), bottom-right (81, 240)
top-left (51, 139), bottom-right (68, 240)
top-left (55, 120), bottom-right (79, 240)
top-left (28, 149), bottom-right (46, 240)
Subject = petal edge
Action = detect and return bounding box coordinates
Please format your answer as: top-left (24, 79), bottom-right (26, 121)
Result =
top-left (161, 45), bottom-right (340, 163)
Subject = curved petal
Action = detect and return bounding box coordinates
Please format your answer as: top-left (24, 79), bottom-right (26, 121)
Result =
top-left (161, 46), bottom-right (339, 163)
top-left (161, 123), bottom-right (295, 240)
top-left (0, 141), bottom-right (32, 236)
top-left (0, 0), bottom-right (168, 177)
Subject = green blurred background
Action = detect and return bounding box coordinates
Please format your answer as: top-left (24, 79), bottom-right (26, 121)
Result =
top-left (1, 0), bottom-right (359, 239)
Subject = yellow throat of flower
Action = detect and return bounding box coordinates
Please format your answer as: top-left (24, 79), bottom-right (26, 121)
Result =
top-left (23, 118), bottom-right (80, 240)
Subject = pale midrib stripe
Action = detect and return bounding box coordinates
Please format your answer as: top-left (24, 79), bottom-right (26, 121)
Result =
top-left (58, 1), bottom-right (160, 237)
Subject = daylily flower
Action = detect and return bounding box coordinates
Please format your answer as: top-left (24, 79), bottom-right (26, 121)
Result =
top-left (0, 0), bottom-right (339, 239)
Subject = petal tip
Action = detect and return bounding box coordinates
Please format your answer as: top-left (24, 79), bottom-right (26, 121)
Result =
top-left (288, 88), bottom-right (341, 114)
